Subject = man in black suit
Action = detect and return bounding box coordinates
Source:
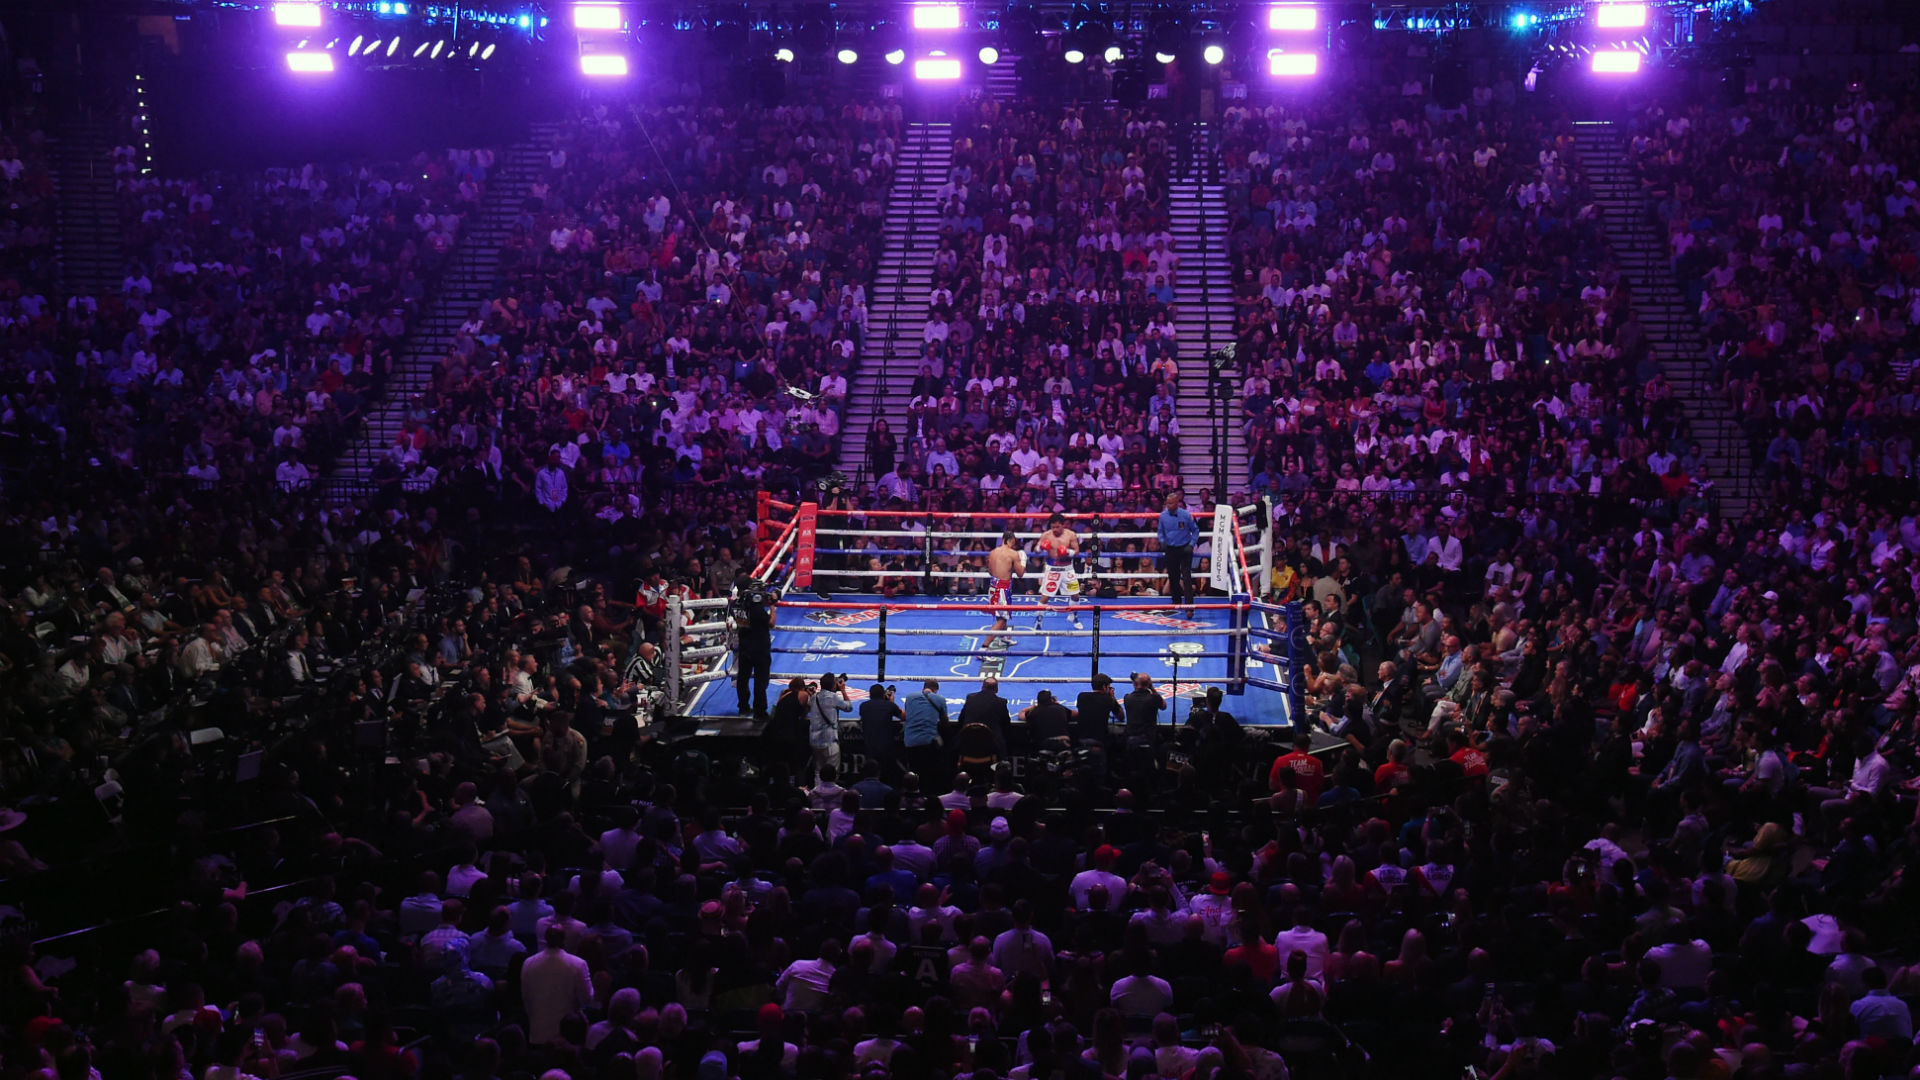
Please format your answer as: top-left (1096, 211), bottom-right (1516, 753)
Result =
top-left (1367, 660), bottom-right (1410, 735)
top-left (958, 676), bottom-right (1012, 752)
top-left (87, 567), bottom-right (136, 614)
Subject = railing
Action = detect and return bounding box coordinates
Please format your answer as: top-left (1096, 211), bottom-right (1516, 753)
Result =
top-left (853, 119), bottom-right (938, 495)
top-left (324, 144), bottom-right (538, 492)
top-left (5, 816), bottom-right (302, 944)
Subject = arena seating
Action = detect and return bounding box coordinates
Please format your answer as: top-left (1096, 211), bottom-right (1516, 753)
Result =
top-left (1624, 87), bottom-right (1920, 504)
top-left (1, 53), bottom-right (1919, 1080)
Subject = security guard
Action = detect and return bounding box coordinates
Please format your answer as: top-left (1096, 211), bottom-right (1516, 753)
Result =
top-left (732, 575), bottom-right (776, 720)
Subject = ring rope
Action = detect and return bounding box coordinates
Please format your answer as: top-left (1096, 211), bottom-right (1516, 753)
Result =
top-left (771, 671), bottom-right (1239, 685)
top-left (817, 528), bottom-right (1173, 541)
top-left (773, 626), bottom-right (1243, 638)
top-left (821, 568), bottom-right (1179, 579)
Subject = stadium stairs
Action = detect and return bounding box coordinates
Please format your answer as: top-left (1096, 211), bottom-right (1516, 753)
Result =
top-left (837, 120), bottom-right (951, 486)
top-left (984, 56), bottom-right (1020, 101)
top-left (324, 122), bottom-right (559, 501)
top-left (1570, 120), bottom-right (1756, 519)
top-left (50, 118), bottom-right (122, 300)
top-left (1167, 125), bottom-right (1241, 503)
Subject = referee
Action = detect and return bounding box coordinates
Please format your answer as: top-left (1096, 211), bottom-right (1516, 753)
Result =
top-left (1157, 490), bottom-right (1199, 616)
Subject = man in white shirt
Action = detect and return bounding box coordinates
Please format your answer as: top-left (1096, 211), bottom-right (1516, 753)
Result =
top-left (1109, 961), bottom-right (1174, 1018)
top-left (1644, 935), bottom-right (1712, 992)
top-left (1815, 732), bottom-right (1895, 825)
top-left (775, 941), bottom-right (841, 1012)
top-left (178, 623), bottom-right (224, 678)
top-left (521, 926), bottom-right (594, 1045)
top-left (1069, 846), bottom-right (1128, 909)
top-left (1429, 522), bottom-right (1465, 572)
top-left (990, 901), bottom-right (1055, 981)
top-left (1272, 906), bottom-right (1331, 979)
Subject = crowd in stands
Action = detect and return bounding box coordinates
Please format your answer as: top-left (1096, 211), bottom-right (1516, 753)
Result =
top-left (5, 55), bottom-right (1920, 1080)
top-left (1220, 87), bottom-right (1714, 516)
top-left (0, 134), bottom-right (487, 497)
top-left (1624, 86), bottom-right (1920, 503)
top-left (861, 99), bottom-right (1195, 516)
top-left (377, 99), bottom-right (901, 517)
top-left (0, 106), bottom-right (54, 307)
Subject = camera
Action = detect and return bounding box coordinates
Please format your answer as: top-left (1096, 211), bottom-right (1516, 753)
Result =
top-left (734, 577), bottom-right (773, 611)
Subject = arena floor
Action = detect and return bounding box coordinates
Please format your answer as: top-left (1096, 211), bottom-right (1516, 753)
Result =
top-left (690, 592), bottom-right (1297, 727)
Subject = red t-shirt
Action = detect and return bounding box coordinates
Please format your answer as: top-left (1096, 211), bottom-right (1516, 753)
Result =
top-left (1450, 746), bottom-right (1490, 778)
top-left (1270, 751), bottom-right (1326, 802)
top-left (1373, 762), bottom-right (1411, 791)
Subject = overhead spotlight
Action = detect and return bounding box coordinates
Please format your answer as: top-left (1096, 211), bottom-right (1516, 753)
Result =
top-left (978, 46), bottom-right (999, 64)
top-left (286, 50), bottom-right (335, 72)
top-left (573, 3), bottom-right (622, 30)
top-left (388, 37), bottom-right (402, 55)
top-left (885, 48), bottom-right (906, 64)
top-left (394, 3), bottom-right (407, 13)
top-left (1103, 44), bottom-right (1122, 62)
top-left (911, 4), bottom-right (963, 30)
top-left (837, 48), bottom-right (859, 63)
top-left (414, 41), bottom-right (429, 56)
top-left (1269, 50), bottom-right (1317, 76)
top-left (914, 55), bottom-right (963, 79)
top-left (365, 37), bottom-right (381, 53)
top-left (379, 1), bottom-right (392, 11)
top-left (1202, 43), bottom-right (1225, 64)
top-left (273, 2), bottom-right (323, 27)
top-left (482, 43), bottom-right (496, 58)
top-left (775, 47), bottom-right (795, 61)
top-left (1269, 5), bottom-right (1317, 31)
top-left (1155, 51), bottom-right (1175, 63)
top-left (430, 39), bottom-right (445, 58)
top-left (1595, 3), bottom-right (1648, 28)
top-left (469, 40), bottom-right (480, 57)
top-left (580, 53), bottom-right (628, 76)
top-left (1590, 48), bottom-right (1640, 72)
top-left (1063, 47), bottom-right (1085, 63)
top-left (348, 35), bottom-right (364, 55)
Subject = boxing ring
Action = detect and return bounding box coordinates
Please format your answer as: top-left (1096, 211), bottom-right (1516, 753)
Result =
top-left (667, 496), bottom-right (1310, 728)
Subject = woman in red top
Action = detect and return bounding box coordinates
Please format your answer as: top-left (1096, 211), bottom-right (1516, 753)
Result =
top-left (1224, 916), bottom-right (1280, 983)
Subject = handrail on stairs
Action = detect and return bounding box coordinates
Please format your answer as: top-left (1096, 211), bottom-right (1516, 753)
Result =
top-left (328, 136), bottom-right (538, 493)
top-left (854, 120), bottom-right (936, 497)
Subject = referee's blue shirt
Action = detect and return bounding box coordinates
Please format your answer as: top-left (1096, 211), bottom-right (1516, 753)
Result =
top-left (1158, 507), bottom-right (1199, 548)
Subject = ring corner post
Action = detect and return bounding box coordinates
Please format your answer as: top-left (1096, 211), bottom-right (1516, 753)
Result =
top-left (878, 609), bottom-right (888, 683)
top-left (793, 502), bottom-right (820, 592)
top-left (1228, 594), bottom-right (1249, 695)
top-left (1091, 605), bottom-right (1101, 684)
top-left (1259, 496), bottom-right (1276, 598)
top-left (666, 594), bottom-right (683, 713)
top-left (1284, 599), bottom-right (1307, 727)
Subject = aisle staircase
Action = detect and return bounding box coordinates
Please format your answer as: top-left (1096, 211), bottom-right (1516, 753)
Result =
top-left (837, 121), bottom-right (951, 485)
top-left (983, 55), bottom-right (1020, 101)
top-left (1570, 121), bottom-right (1756, 519)
top-left (1167, 172), bottom-right (1241, 503)
top-left (49, 118), bottom-right (121, 300)
top-left (325, 124), bottom-right (558, 499)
